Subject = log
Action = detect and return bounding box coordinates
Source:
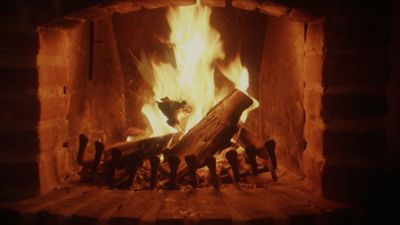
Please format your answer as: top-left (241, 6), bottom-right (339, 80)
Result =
top-left (103, 133), bottom-right (175, 162)
top-left (162, 89), bottom-right (253, 178)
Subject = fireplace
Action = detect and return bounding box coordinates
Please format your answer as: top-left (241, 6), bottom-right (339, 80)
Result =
top-left (1, 0), bottom-right (399, 224)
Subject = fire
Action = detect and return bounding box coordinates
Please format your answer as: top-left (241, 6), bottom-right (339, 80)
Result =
top-left (137, 1), bottom-right (258, 137)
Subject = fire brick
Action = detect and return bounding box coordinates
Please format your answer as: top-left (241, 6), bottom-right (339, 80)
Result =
top-left (232, 0), bottom-right (258, 11)
top-left (257, 1), bottom-right (290, 17)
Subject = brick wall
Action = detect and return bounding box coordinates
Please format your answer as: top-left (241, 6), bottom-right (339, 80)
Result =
top-left (303, 1), bottom-right (391, 201)
top-left (0, 0), bottom-right (395, 203)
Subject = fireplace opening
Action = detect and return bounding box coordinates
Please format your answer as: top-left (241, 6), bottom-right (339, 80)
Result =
top-left (35, 3), bottom-right (309, 193)
top-left (1, 0), bottom-right (396, 224)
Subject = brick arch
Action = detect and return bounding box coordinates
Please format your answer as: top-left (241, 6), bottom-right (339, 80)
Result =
top-left (38, 0), bottom-right (318, 26)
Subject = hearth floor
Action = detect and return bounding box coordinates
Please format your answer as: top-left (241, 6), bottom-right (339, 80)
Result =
top-left (1, 172), bottom-right (350, 225)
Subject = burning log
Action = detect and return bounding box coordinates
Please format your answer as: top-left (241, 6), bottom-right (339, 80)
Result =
top-left (157, 97), bottom-right (191, 128)
top-left (162, 90), bottom-right (253, 178)
top-left (103, 133), bottom-right (174, 162)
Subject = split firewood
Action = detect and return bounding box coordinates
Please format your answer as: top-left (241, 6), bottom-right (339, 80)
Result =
top-left (103, 133), bottom-right (175, 162)
top-left (161, 89), bottom-right (253, 178)
top-left (157, 97), bottom-right (191, 128)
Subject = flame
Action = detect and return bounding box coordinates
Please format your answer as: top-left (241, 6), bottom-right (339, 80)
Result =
top-left (218, 55), bottom-right (259, 122)
top-left (137, 1), bottom-right (258, 137)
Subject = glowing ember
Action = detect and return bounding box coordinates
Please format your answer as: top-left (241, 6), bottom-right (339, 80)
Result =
top-left (137, 1), bottom-right (258, 137)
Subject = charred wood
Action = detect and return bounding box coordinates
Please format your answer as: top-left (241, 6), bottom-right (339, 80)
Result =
top-left (103, 134), bottom-right (174, 162)
top-left (162, 90), bottom-right (253, 178)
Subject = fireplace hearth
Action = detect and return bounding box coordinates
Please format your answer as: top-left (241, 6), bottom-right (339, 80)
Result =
top-left (1, 0), bottom-right (399, 225)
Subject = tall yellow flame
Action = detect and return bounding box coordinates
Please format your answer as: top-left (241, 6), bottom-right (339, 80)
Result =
top-left (137, 2), bottom-right (258, 137)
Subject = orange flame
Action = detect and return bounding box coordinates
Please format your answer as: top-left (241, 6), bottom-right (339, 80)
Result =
top-left (137, 2), bottom-right (258, 137)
